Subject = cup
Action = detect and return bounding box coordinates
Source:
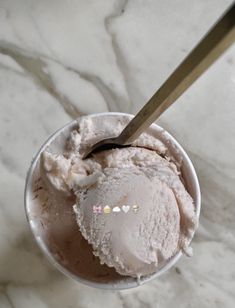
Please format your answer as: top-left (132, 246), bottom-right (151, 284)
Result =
top-left (24, 112), bottom-right (201, 290)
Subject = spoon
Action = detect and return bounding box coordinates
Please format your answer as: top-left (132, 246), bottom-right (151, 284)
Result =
top-left (83, 3), bottom-right (235, 159)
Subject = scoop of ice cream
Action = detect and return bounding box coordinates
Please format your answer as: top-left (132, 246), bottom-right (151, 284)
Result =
top-left (41, 115), bottom-right (197, 278)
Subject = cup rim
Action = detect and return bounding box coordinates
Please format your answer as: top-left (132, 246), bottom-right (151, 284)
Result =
top-left (24, 111), bottom-right (201, 290)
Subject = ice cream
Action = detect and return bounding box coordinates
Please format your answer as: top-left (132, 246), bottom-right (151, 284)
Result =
top-left (40, 114), bottom-right (197, 278)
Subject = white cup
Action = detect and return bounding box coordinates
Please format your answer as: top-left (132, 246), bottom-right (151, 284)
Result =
top-left (25, 112), bottom-right (201, 290)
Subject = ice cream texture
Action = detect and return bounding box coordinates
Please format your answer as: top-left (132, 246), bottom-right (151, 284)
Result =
top-left (41, 115), bottom-right (197, 278)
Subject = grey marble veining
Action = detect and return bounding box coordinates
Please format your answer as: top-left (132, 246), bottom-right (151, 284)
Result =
top-left (0, 0), bottom-right (235, 307)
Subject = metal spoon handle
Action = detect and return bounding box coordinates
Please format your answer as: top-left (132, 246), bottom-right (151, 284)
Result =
top-left (118, 3), bottom-right (235, 145)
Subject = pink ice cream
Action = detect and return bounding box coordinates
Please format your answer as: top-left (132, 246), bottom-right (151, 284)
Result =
top-left (41, 115), bottom-right (197, 278)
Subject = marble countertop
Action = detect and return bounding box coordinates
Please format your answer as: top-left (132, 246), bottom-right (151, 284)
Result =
top-left (0, 1), bottom-right (235, 307)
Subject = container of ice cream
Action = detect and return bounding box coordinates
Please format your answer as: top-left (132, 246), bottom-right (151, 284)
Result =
top-left (24, 112), bottom-right (201, 290)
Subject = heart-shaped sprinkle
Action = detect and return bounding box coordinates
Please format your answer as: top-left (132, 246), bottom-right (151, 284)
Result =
top-left (122, 205), bottom-right (130, 213)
